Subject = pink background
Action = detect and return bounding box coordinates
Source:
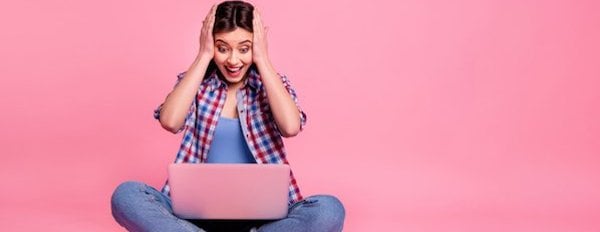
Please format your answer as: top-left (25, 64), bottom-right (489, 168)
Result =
top-left (1, 0), bottom-right (599, 231)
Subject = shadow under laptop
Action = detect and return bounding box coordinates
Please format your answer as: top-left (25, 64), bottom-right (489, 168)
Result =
top-left (188, 219), bottom-right (275, 232)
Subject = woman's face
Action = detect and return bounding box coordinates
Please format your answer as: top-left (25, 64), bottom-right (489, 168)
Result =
top-left (213, 27), bottom-right (253, 88)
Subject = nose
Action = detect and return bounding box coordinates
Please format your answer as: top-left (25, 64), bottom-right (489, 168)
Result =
top-left (226, 52), bottom-right (240, 65)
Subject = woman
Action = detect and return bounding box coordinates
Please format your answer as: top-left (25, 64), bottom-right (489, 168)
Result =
top-left (110, 1), bottom-right (345, 231)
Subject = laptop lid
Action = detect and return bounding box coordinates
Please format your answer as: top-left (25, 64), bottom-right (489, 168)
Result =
top-left (168, 163), bottom-right (290, 219)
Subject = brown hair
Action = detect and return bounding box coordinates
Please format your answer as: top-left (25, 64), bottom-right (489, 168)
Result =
top-left (213, 1), bottom-right (254, 34)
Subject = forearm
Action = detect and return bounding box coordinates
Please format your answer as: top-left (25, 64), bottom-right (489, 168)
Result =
top-left (159, 55), bottom-right (212, 133)
top-left (255, 60), bottom-right (301, 137)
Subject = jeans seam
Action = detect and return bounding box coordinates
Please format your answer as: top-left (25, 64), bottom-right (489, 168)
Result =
top-left (288, 199), bottom-right (307, 211)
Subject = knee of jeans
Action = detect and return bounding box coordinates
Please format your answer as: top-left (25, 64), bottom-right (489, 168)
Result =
top-left (309, 195), bottom-right (346, 229)
top-left (111, 181), bottom-right (146, 208)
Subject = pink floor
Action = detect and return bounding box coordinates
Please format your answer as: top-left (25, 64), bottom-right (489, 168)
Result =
top-left (2, 202), bottom-right (599, 231)
top-left (2, 169), bottom-right (599, 232)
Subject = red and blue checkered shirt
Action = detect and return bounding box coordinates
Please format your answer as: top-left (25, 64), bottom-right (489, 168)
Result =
top-left (154, 68), bottom-right (307, 205)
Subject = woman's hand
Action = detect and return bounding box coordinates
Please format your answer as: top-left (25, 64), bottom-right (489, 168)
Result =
top-left (252, 8), bottom-right (270, 65)
top-left (198, 4), bottom-right (217, 59)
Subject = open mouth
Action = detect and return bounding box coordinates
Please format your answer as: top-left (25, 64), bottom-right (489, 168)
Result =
top-left (225, 65), bottom-right (243, 77)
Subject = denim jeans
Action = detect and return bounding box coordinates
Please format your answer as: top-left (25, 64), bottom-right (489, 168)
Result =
top-left (111, 181), bottom-right (345, 232)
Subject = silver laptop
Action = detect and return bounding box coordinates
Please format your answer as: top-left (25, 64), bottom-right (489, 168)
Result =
top-left (168, 163), bottom-right (290, 219)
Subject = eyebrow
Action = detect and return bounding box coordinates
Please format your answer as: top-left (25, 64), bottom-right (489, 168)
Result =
top-left (215, 39), bottom-right (252, 45)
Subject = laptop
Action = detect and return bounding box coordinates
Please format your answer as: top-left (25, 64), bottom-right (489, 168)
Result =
top-left (168, 163), bottom-right (291, 219)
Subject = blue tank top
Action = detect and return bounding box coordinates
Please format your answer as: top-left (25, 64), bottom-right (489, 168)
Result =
top-left (206, 117), bottom-right (256, 163)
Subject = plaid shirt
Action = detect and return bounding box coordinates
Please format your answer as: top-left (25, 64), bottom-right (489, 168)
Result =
top-left (154, 68), bottom-right (307, 205)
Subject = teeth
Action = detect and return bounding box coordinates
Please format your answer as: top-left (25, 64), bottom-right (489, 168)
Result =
top-left (227, 66), bottom-right (241, 72)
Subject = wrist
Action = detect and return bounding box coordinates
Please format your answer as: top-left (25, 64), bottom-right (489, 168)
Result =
top-left (254, 57), bottom-right (272, 70)
top-left (255, 61), bottom-right (277, 78)
top-left (195, 54), bottom-right (213, 65)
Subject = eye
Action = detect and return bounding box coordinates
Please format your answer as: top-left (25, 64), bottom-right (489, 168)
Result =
top-left (239, 47), bottom-right (250, 54)
top-left (217, 46), bottom-right (229, 53)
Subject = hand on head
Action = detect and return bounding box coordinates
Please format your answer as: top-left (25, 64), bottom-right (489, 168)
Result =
top-left (199, 4), bottom-right (217, 59)
top-left (252, 8), bottom-right (269, 64)
top-left (197, 3), bottom-right (270, 66)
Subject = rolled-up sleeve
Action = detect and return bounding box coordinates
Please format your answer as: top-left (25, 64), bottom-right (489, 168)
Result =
top-left (153, 72), bottom-right (195, 133)
top-left (278, 74), bottom-right (307, 131)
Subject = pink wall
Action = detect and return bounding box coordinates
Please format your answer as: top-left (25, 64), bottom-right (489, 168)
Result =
top-left (1, 0), bottom-right (599, 231)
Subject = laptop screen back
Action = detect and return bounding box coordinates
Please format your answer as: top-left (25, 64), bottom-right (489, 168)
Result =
top-left (168, 163), bottom-right (290, 219)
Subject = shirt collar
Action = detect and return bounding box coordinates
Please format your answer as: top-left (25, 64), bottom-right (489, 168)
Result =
top-left (205, 66), bottom-right (262, 91)
top-left (245, 67), bottom-right (262, 90)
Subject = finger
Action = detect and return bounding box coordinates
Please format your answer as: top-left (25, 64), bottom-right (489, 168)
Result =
top-left (252, 9), bottom-right (258, 25)
top-left (254, 18), bottom-right (263, 35)
top-left (205, 4), bottom-right (216, 22)
top-left (210, 4), bottom-right (217, 19)
top-left (254, 7), bottom-right (261, 19)
top-left (253, 8), bottom-right (262, 25)
top-left (206, 4), bottom-right (217, 33)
